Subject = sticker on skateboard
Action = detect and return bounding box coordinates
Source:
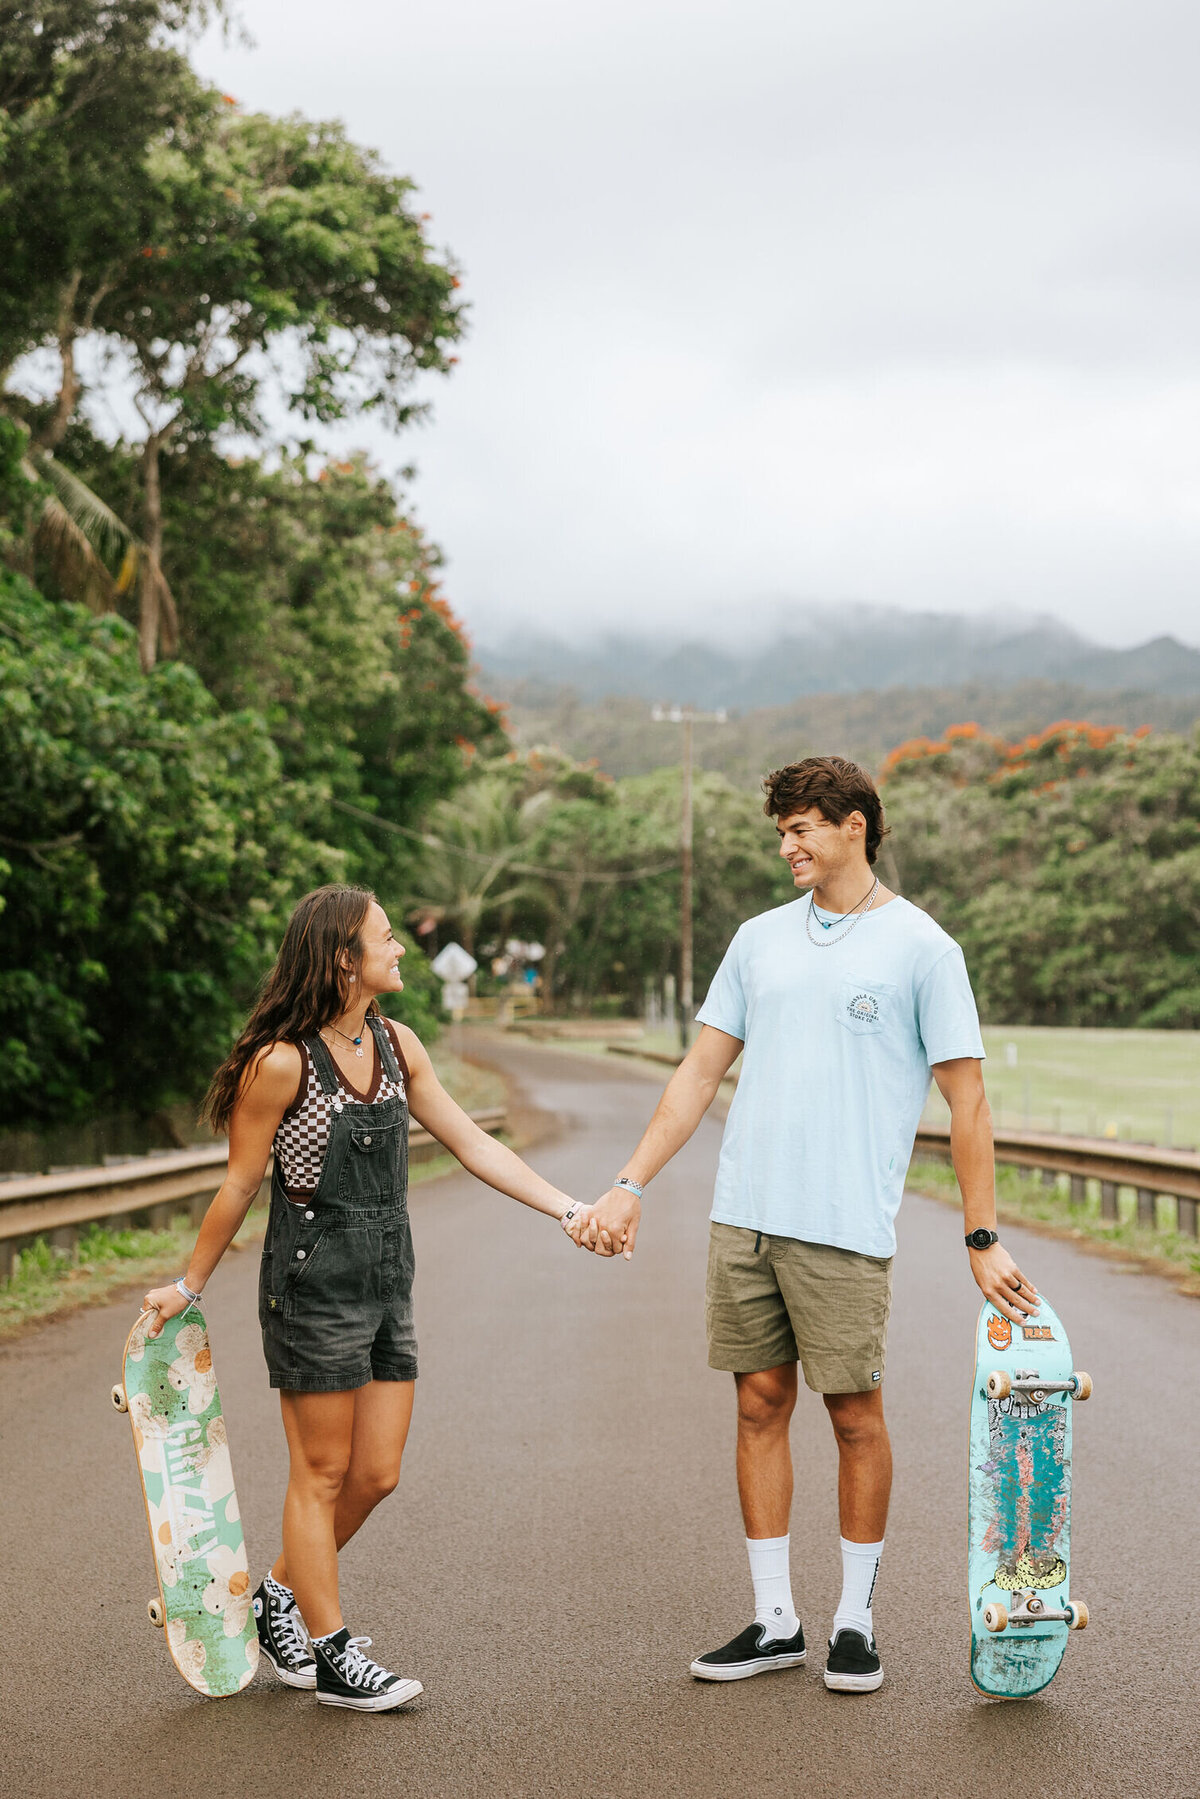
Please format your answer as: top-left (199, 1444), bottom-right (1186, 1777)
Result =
top-left (967, 1292), bottom-right (1092, 1699)
top-left (113, 1305), bottom-right (258, 1698)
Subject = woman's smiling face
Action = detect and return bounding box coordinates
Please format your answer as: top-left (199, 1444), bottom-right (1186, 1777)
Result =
top-left (354, 901), bottom-right (406, 996)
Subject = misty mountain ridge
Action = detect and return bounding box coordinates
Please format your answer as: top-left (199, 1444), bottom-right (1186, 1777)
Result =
top-left (477, 607), bottom-right (1200, 708)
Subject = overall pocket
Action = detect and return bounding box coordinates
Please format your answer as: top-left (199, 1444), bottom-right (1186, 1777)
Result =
top-left (337, 1112), bottom-right (407, 1203)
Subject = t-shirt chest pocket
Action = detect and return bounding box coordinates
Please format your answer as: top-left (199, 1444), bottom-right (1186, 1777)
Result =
top-left (837, 974), bottom-right (898, 1036)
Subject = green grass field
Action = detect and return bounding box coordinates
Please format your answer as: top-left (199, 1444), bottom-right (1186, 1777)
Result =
top-left (925, 1025), bottom-right (1200, 1148)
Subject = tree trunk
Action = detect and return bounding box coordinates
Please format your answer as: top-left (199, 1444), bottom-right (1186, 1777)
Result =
top-left (138, 434), bottom-right (161, 671)
top-left (138, 432), bottom-right (179, 669)
top-left (34, 273), bottom-right (82, 452)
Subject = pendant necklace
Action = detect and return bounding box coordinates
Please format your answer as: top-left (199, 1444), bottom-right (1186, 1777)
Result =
top-left (326, 1022), bottom-right (366, 1059)
top-left (805, 876), bottom-right (880, 948)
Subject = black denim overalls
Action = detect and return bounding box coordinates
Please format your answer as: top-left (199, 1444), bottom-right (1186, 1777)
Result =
top-left (259, 1015), bottom-right (418, 1391)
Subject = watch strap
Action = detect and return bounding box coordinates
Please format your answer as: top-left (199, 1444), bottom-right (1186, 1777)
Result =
top-left (964, 1228), bottom-right (999, 1251)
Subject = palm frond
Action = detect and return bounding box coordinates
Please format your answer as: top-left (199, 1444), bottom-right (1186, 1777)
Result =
top-left (31, 451), bottom-right (134, 564)
top-left (33, 492), bottom-right (117, 615)
top-left (23, 452), bottom-right (179, 643)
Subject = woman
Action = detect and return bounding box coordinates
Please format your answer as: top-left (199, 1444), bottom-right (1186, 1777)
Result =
top-left (144, 884), bottom-right (588, 1711)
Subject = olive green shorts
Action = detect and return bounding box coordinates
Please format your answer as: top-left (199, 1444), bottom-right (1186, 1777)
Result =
top-left (705, 1222), bottom-right (894, 1393)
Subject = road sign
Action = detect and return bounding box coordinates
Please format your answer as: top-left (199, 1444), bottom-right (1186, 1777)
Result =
top-left (440, 980), bottom-right (470, 1014)
top-left (431, 942), bottom-right (478, 982)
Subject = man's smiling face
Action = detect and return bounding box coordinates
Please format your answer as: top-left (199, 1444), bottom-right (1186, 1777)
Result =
top-left (775, 806), bottom-right (863, 889)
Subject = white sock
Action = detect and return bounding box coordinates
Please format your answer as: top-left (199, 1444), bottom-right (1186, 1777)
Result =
top-left (747, 1534), bottom-right (800, 1640)
top-left (832, 1536), bottom-right (884, 1642)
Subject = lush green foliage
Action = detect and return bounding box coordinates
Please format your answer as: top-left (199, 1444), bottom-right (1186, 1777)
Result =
top-left (0, 570), bottom-right (344, 1122)
top-left (0, 6), bottom-right (496, 1127)
top-left (883, 721), bottom-right (1200, 1027)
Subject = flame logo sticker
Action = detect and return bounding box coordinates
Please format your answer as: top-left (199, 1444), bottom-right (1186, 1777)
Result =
top-left (987, 1313), bottom-right (1012, 1351)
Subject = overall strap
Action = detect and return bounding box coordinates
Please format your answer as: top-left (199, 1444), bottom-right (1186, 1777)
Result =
top-left (305, 1030), bottom-right (344, 1098)
top-left (368, 1013), bottom-right (407, 1086)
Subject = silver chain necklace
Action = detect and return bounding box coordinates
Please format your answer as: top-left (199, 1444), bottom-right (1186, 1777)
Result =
top-left (804, 876), bottom-right (880, 948)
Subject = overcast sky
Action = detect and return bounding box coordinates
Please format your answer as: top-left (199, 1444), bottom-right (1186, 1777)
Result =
top-left (192, 0), bottom-right (1200, 649)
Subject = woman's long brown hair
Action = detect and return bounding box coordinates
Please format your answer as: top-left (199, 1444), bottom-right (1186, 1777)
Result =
top-left (204, 884), bottom-right (379, 1134)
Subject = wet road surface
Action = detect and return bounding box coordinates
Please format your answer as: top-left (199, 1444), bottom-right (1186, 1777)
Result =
top-left (2, 1038), bottom-right (1195, 1798)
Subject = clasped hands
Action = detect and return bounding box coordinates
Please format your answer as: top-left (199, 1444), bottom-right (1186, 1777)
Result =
top-left (559, 1185), bottom-right (641, 1260)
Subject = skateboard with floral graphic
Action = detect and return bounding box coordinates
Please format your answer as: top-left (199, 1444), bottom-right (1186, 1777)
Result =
top-left (112, 1306), bottom-right (259, 1698)
top-left (968, 1293), bottom-right (1093, 1698)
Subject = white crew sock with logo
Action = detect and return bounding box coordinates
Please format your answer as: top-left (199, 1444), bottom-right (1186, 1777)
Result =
top-left (747, 1534), bottom-right (800, 1640)
top-left (832, 1536), bottom-right (884, 1642)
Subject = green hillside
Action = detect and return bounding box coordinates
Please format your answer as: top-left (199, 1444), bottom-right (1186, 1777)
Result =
top-left (498, 678), bottom-right (1200, 784)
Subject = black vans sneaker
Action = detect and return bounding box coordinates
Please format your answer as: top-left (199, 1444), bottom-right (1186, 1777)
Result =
top-left (823, 1628), bottom-right (884, 1692)
top-left (690, 1620), bottom-right (807, 1681)
top-left (253, 1576), bottom-right (316, 1689)
top-left (313, 1628), bottom-right (422, 1711)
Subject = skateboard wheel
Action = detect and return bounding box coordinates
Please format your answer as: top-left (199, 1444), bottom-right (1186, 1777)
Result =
top-left (1072, 1372), bottom-right (1093, 1401)
top-left (1066, 1600), bottom-right (1089, 1630)
top-left (983, 1603), bottom-right (1008, 1633)
top-left (110, 1384), bottom-right (128, 1413)
top-left (986, 1371), bottom-right (1012, 1400)
top-left (147, 1598), bottom-right (165, 1628)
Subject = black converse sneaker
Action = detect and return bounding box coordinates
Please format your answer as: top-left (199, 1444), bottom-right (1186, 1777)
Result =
top-left (690, 1620), bottom-right (807, 1682)
top-left (312, 1628), bottom-right (423, 1711)
top-left (823, 1627), bottom-right (884, 1692)
top-left (253, 1576), bottom-right (316, 1689)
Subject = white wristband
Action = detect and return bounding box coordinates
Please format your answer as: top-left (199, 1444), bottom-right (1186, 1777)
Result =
top-left (613, 1176), bottom-right (643, 1198)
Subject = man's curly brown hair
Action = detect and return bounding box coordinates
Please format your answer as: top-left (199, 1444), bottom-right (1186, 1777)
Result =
top-left (762, 756), bottom-right (890, 866)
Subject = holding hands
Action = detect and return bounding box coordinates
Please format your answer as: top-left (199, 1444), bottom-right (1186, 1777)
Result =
top-left (561, 1178), bottom-right (642, 1260)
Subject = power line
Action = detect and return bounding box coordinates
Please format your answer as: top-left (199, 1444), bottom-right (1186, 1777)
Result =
top-left (329, 797), bottom-right (677, 885)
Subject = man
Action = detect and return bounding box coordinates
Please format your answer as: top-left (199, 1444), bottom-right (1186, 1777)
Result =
top-left (567, 756), bottom-right (1038, 1693)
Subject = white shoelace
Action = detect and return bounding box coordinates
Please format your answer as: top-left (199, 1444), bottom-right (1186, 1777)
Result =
top-left (338, 1636), bottom-right (392, 1691)
top-left (269, 1591), bottom-right (313, 1664)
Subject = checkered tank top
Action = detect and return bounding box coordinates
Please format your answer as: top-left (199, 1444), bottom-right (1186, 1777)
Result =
top-left (272, 1019), bottom-right (408, 1201)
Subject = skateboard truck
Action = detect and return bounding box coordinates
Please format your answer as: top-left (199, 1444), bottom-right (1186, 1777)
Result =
top-left (983, 1595), bottom-right (1090, 1634)
top-left (985, 1370), bottom-right (1093, 1403)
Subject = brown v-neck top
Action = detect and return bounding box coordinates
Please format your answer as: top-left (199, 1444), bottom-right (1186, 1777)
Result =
top-left (272, 1020), bottom-right (407, 1201)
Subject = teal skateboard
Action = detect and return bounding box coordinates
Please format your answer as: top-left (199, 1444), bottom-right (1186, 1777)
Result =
top-left (113, 1306), bottom-right (259, 1698)
top-left (968, 1293), bottom-right (1093, 1698)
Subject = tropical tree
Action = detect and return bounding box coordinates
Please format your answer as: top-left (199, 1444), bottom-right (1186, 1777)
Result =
top-left (407, 774), bottom-right (548, 955)
top-left (90, 104), bottom-right (463, 666)
top-left (882, 721), bottom-right (1200, 1026)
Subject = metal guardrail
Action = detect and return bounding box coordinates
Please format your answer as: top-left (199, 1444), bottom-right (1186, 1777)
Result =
top-left (0, 1106), bottom-right (508, 1284)
top-left (914, 1121), bottom-right (1200, 1237)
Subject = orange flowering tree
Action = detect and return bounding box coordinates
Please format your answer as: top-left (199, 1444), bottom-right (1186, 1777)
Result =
top-left (881, 721), bottom-right (1200, 1025)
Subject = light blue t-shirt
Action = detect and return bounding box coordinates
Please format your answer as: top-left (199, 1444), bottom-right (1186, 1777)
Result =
top-left (695, 894), bottom-right (985, 1258)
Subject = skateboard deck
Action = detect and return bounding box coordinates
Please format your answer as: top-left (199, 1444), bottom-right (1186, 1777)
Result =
top-left (968, 1292), bottom-right (1091, 1699)
top-left (113, 1306), bottom-right (259, 1698)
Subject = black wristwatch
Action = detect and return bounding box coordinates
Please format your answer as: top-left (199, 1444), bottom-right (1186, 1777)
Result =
top-left (965, 1228), bottom-right (1000, 1251)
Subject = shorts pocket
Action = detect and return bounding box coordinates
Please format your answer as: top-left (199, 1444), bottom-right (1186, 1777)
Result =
top-left (284, 1227), bottom-right (329, 1288)
top-left (837, 974), bottom-right (897, 1036)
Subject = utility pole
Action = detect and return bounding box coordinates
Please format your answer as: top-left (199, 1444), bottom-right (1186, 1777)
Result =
top-left (651, 705), bottom-right (727, 1053)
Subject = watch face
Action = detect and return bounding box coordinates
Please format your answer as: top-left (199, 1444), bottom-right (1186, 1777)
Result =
top-left (968, 1229), bottom-right (994, 1250)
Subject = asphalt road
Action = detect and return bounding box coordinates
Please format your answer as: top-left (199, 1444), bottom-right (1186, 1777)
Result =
top-left (2, 1038), bottom-right (1197, 1799)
